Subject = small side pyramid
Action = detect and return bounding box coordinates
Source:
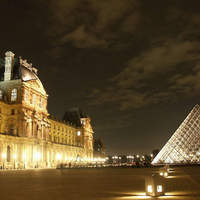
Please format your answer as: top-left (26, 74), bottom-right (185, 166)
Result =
top-left (152, 104), bottom-right (200, 164)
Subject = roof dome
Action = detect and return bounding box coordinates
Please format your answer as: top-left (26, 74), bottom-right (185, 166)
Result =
top-left (0, 56), bottom-right (39, 82)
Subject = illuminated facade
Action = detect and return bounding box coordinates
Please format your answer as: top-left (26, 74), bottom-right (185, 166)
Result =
top-left (0, 51), bottom-right (93, 169)
top-left (152, 104), bottom-right (200, 164)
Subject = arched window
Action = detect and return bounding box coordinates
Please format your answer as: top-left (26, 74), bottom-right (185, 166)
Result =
top-left (11, 88), bottom-right (17, 101)
top-left (0, 90), bottom-right (3, 99)
top-left (7, 146), bottom-right (10, 162)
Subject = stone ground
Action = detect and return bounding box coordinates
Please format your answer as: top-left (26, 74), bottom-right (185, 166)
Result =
top-left (0, 165), bottom-right (200, 200)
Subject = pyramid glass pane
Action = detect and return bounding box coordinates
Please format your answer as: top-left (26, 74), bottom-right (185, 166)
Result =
top-left (152, 104), bottom-right (200, 164)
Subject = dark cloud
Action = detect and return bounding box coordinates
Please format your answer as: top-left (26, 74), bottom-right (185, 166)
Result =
top-left (2, 0), bottom-right (200, 155)
top-left (45, 0), bottom-right (140, 55)
top-left (87, 7), bottom-right (200, 111)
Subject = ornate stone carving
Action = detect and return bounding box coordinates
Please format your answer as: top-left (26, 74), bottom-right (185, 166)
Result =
top-left (19, 57), bottom-right (38, 74)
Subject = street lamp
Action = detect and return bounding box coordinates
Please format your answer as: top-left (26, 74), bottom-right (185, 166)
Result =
top-left (35, 152), bottom-right (40, 168)
top-left (2, 153), bottom-right (6, 169)
top-left (13, 154), bottom-right (16, 169)
top-left (23, 154), bottom-right (26, 169)
top-left (150, 154), bottom-right (153, 162)
top-left (57, 154), bottom-right (62, 164)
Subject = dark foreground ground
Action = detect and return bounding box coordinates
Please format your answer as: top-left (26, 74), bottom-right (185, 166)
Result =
top-left (0, 165), bottom-right (200, 200)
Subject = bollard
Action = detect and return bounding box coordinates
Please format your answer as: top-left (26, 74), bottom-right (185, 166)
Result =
top-left (159, 167), bottom-right (168, 177)
top-left (145, 174), bottom-right (165, 197)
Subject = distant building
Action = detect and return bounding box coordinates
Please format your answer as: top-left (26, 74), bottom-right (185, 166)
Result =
top-left (0, 51), bottom-right (94, 169)
top-left (93, 139), bottom-right (106, 159)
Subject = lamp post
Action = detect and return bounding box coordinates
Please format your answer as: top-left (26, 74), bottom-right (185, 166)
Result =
top-left (13, 154), bottom-right (16, 169)
top-left (150, 154), bottom-right (153, 162)
top-left (35, 152), bottom-right (40, 168)
top-left (137, 155), bottom-right (139, 161)
top-left (2, 153), bottom-right (6, 169)
top-left (57, 154), bottom-right (62, 168)
top-left (119, 157), bottom-right (121, 166)
top-left (23, 154), bottom-right (26, 169)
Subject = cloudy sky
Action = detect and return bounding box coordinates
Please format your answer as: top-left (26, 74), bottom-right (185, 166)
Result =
top-left (1, 0), bottom-right (200, 155)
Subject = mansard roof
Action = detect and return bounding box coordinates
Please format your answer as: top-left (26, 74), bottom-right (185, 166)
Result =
top-left (0, 57), bottom-right (38, 82)
top-left (62, 108), bottom-right (86, 127)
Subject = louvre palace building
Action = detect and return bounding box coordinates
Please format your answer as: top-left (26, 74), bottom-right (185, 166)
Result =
top-left (0, 51), bottom-right (94, 169)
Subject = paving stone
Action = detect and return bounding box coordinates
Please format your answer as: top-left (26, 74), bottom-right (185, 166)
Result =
top-left (0, 166), bottom-right (199, 200)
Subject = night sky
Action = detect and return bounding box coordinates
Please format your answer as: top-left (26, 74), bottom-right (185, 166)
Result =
top-left (1, 0), bottom-right (200, 156)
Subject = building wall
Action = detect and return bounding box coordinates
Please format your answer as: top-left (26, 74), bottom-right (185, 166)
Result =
top-left (0, 51), bottom-right (94, 168)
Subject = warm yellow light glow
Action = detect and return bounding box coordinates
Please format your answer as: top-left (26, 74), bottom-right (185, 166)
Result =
top-left (164, 172), bottom-right (168, 177)
top-left (117, 193), bottom-right (151, 199)
top-left (65, 157), bottom-right (68, 160)
top-left (13, 154), bottom-right (16, 158)
top-left (137, 155), bottom-right (139, 158)
top-left (57, 154), bottom-right (62, 160)
top-left (35, 152), bottom-right (41, 159)
top-left (160, 172), bottom-right (163, 176)
top-left (23, 154), bottom-right (26, 159)
top-left (119, 196), bottom-right (152, 199)
top-left (157, 185), bottom-right (162, 192)
top-left (147, 185), bottom-right (153, 193)
top-left (2, 153), bottom-right (6, 158)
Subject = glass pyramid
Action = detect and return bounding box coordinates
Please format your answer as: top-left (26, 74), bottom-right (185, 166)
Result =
top-left (152, 104), bottom-right (200, 164)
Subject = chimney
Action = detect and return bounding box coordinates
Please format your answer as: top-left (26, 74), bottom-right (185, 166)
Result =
top-left (4, 51), bottom-right (15, 81)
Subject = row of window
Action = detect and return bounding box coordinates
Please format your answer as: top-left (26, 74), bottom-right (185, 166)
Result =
top-left (50, 125), bottom-right (81, 136)
top-left (24, 90), bottom-right (44, 108)
top-left (0, 89), bottom-right (45, 107)
top-left (50, 130), bottom-right (81, 136)
top-left (0, 89), bottom-right (17, 101)
top-left (49, 135), bottom-right (77, 145)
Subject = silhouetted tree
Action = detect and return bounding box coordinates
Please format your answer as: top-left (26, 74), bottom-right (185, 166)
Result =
top-left (152, 149), bottom-right (159, 158)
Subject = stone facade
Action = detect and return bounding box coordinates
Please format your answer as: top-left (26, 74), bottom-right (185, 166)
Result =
top-left (0, 51), bottom-right (94, 169)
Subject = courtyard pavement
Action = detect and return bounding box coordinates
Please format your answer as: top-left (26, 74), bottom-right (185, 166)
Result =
top-left (0, 165), bottom-right (200, 200)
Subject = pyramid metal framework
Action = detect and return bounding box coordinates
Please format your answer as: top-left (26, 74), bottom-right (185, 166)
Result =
top-left (152, 104), bottom-right (200, 164)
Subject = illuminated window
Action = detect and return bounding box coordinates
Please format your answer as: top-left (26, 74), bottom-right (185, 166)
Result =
top-left (33, 94), bottom-right (36, 105)
top-left (77, 131), bottom-right (81, 136)
top-left (157, 185), bottom-right (162, 192)
top-left (147, 185), bottom-right (153, 193)
top-left (11, 88), bottom-right (17, 101)
top-left (0, 90), bottom-right (3, 99)
top-left (24, 90), bottom-right (28, 101)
